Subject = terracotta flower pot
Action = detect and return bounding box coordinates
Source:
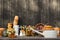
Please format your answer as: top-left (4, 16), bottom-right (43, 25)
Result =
top-left (42, 25), bottom-right (53, 30)
top-left (0, 28), bottom-right (5, 37)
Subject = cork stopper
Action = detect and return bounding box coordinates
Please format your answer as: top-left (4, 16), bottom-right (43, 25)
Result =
top-left (14, 16), bottom-right (19, 20)
top-left (13, 16), bottom-right (19, 25)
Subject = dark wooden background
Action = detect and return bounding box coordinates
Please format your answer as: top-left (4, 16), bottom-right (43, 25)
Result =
top-left (0, 0), bottom-right (60, 27)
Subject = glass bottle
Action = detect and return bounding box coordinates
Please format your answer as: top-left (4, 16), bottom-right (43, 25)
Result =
top-left (26, 25), bottom-right (31, 36)
top-left (20, 27), bottom-right (25, 36)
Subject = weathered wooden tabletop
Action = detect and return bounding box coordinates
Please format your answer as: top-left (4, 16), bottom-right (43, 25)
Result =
top-left (0, 36), bottom-right (60, 40)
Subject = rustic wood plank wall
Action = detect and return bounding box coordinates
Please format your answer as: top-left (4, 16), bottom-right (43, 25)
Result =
top-left (0, 0), bottom-right (60, 27)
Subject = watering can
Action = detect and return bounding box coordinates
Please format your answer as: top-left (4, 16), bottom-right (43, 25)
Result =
top-left (30, 27), bottom-right (57, 38)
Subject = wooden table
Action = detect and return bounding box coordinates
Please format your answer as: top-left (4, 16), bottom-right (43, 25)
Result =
top-left (0, 36), bottom-right (60, 40)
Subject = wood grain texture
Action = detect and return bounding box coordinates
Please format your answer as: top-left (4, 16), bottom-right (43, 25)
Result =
top-left (0, 0), bottom-right (60, 27)
top-left (0, 37), bottom-right (60, 40)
